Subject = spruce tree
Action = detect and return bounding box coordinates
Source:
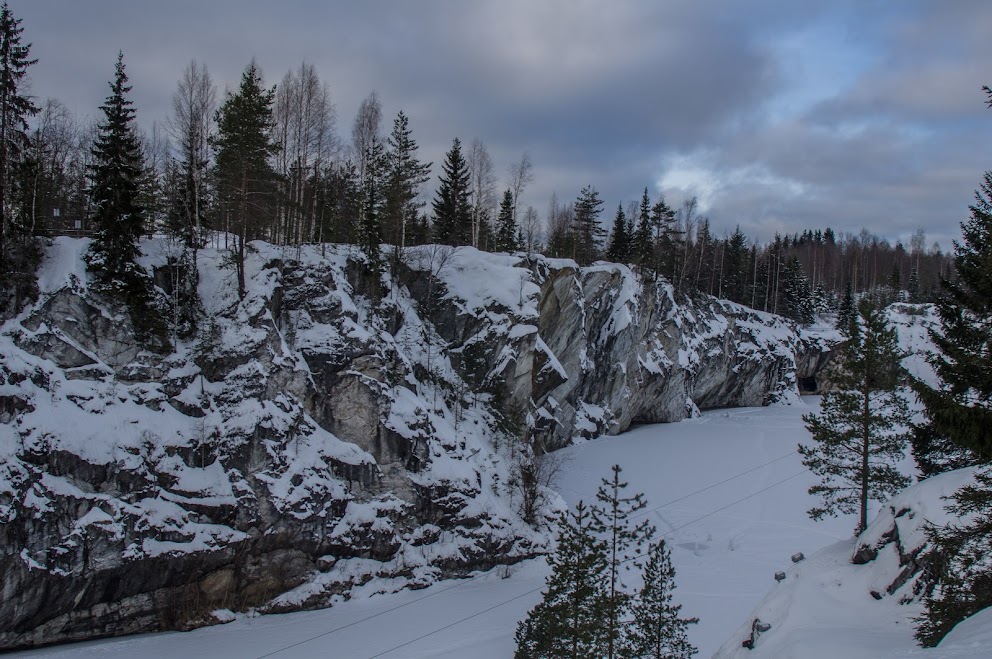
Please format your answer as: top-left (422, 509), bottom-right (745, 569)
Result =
top-left (780, 256), bottom-right (814, 324)
top-left (359, 135), bottom-right (385, 275)
top-left (916, 470), bottom-right (992, 646)
top-left (650, 197), bottom-right (679, 282)
top-left (515, 501), bottom-right (610, 658)
top-left (87, 53), bottom-right (146, 289)
top-left (907, 267), bottom-right (922, 303)
top-left (722, 227), bottom-right (749, 304)
top-left (913, 100), bottom-right (992, 642)
top-left (0, 1), bottom-right (37, 288)
top-left (592, 464), bottom-right (655, 659)
top-left (432, 137), bottom-right (471, 246)
top-left (87, 53), bottom-right (170, 347)
top-left (493, 188), bottom-right (517, 252)
top-left (912, 169), bottom-right (992, 460)
top-left (625, 540), bottom-right (698, 659)
top-left (383, 110), bottom-right (431, 249)
top-left (634, 188), bottom-right (653, 271)
top-left (836, 280), bottom-right (856, 331)
top-left (572, 185), bottom-right (604, 265)
top-left (212, 61), bottom-right (278, 298)
top-left (606, 204), bottom-right (630, 264)
top-left (800, 298), bottom-right (912, 533)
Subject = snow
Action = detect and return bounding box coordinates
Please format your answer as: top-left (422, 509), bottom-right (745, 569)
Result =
top-left (36, 236), bottom-right (91, 295)
top-left (713, 468), bottom-right (980, 659)
top-left (6, 398), bottom-right (864, 659)
top-left (9, 398), bottom-right (985, 658)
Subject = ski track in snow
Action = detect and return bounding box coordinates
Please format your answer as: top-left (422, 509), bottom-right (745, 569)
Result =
top-left (9, 397), bottom-right (972, 658)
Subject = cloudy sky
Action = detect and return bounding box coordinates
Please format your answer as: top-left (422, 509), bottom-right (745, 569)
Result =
top-left (14, 0), bottom-right (992, 248)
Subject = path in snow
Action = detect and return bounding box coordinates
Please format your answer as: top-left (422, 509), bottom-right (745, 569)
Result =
top-left (12, 398), bottom-right (860, 659)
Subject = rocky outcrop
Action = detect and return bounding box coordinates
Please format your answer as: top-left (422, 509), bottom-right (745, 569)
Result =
top-left (0, 238), bottom-right (836, 650)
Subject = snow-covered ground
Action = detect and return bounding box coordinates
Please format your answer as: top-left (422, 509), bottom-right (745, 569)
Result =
top-left (9, 397), bottom-right (981, 658)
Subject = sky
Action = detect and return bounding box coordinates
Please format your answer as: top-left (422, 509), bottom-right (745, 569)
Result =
top-left (13, 0), bottom-right (992, 248)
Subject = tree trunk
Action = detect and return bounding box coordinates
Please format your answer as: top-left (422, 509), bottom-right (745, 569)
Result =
top-left (861, 388), bottom-right (870, 533)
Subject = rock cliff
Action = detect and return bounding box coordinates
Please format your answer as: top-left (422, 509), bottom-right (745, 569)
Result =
top-left (0, 237), bottom-right (834, 650)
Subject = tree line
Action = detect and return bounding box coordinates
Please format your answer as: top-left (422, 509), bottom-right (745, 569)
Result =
top-left (0, 3), bottom-right (956, 332)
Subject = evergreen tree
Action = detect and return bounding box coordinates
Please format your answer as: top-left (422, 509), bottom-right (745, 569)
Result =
top-left (780, 256), bottom-right (814, 324)
top-left (383, 110), bottom-right (431, 249)
top-left (211, 61), bottom-right (278, 298)
top-left (592, 465), bottom-right (655, 659)
top-left (913, 117), bottom-right (992, 643)
top-left (650, 196), bottom-right (679, 282)
top-left (722, 227), bottom-right (749, 303)
top-left (494, 188), bottom-right (517, 252)
top-left (87, 53), bottom-right (146, 289)
top-left (572, 185), bottom-right (604, 265)
top-left (799, 298), bottom-right (912, 533)
top-left (515, 501), bottom-right (610, 658)
top-left (359, 135), bottom-right (386, 275)
top-left (907, 267), bottom-right (922, 303)
top-left (911, 169), bottom-right (992, 460)
top-left (625, 540), bottom-right (698, 659)
top-left (432, 137), bottom-right (471, 245)
top-left (0, 1), bottom-right (37, 293)
top-left (606, 204), bottom-right (630, 263)
top-left (836, 280), bottom-right (856, 331)
top-left (634, 188), bottom-right (653, 269)
top-left (87, 53), bottom-right (169, 347)
top-left (916, 470), bottom-right (992, 646)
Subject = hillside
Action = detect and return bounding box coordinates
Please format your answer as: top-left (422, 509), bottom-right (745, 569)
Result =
top-left (0, 237), bottom-right (834, 650)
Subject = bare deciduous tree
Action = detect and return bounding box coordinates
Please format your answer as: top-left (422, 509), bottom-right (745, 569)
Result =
top-left (507, 151), bottom-right (533, 227)
top-left (168, 59), bottom-right (215, 247)
top-left (351, 90), bottom-right (382, 187)
top-left (467, 137), bottom-right (496, 248)
top-left (274, 61), bottom-right (337, 246)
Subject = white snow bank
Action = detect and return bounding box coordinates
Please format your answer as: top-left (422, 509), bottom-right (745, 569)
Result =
top-left (714, 467), bottom-right (980, 659)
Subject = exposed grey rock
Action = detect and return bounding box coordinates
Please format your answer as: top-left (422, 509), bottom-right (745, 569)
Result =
top-left (0, 240), bottom-right (837, 650)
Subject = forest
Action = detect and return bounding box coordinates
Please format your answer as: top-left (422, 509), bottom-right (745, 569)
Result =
top-left (2, 19), bottom-right (954, 326)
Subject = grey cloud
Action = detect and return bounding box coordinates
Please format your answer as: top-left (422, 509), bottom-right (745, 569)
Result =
top-left (11, 0), bottom-right (991, 247)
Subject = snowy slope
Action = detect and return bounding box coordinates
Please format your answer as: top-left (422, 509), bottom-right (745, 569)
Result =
top-left (8, 399), bottom-right (855, 659)
top-left (712, 468), bottom-right (978, 658)
top-left (12, 397), bottom-right (982, 659)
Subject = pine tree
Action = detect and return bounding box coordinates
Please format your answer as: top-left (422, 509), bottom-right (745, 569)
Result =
top-left (625, 540), bottom-right (698, 659)
top-left (515, 501), bottom-right (610, 658)
top-left (432, 137), bottom-right (471, 245)
top-left (606, 204), bottom-right (630, 264)
top-left (592, 465), bottom-right (655, 659)
top-left (572, 185), bottom-right (604, 265)
top-left (799, 298), bottom-right (912, 533)
top-left (493, 188), bottom-right (517, 252)
top-left (383, 110), bottom-right (431, 249)
top-left (0, 1), bottom-right (37, 291)
top-left (212, 61), bottom-right (278, 298)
